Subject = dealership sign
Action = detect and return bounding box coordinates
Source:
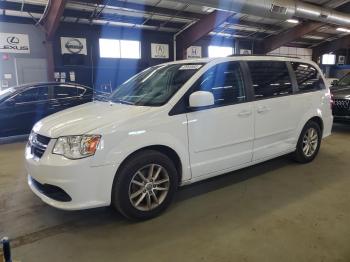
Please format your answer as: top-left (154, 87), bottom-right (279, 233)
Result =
top-left (61, 37), bottom-right (87, 55)
top-left (187, 46), bottom-right (202, 59)
top-left (151, 43), bottom-right (169, 59)
top-left (0, 33), bottom-right (30, 54)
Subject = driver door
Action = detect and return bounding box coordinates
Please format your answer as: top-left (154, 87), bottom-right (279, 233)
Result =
top-left (186, 62), bottom-right (254, 178)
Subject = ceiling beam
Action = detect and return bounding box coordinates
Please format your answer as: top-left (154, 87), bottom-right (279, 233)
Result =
top-left (175, 10), bottom-right (234, 59)
top-left (43, 0), bottom-right (67, 40)
top-left (257, 1), bottom-right (350, 54)
top-left (312, 34), bottom-right (350, 61)
top-left (0, 2), bottom-right (187, 30)
top-left (259, 22), bottom-right (324, 54)
top-left (79, 0), bottom-right (205, 20)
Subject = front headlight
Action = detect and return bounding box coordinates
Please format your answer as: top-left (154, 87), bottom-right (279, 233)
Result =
top-left (52, 135), bottom-right (101, 159)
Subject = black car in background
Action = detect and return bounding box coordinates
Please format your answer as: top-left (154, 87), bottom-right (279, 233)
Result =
top-left (0, 82), bottom-right (94, 138)
top-left (331, 73), bottom-right (350, 123)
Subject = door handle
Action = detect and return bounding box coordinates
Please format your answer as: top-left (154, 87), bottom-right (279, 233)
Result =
top-left (257, 106), bottom-right (270, 114)
top-left (238, 110), bottom-right (252, 117)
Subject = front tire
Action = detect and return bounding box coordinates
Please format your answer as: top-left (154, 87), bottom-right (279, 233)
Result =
top-left (293, 121), bottom-right (322, 163)
top-left (112, 150), bottom-right (178, 220)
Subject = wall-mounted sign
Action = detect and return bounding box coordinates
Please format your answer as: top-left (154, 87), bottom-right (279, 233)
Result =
top-left (187, 46), bottom-right (202, 59)
top-left (240, 49), bottom-right (252, 55)
top-left (61, 37), bottom-right (87, 55)
top-left (338, 55), bottom-right (345, 65)
top-left (151, 43), bottom-right (169, 59)
top-left (0, 33), bottom-right (30, 54)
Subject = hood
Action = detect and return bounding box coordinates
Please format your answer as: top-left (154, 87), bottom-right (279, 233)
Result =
top-left (33, 101), bottom-right (153, 138)
top-left (332, 87), bottom-right (350, 99)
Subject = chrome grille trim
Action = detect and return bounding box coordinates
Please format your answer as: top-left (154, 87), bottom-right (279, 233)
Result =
top-left (29, 132), bottom-right (50, 159)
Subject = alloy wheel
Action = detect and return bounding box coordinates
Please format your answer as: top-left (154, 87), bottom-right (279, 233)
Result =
top-left (302, 127), bottom-right (319, 157)
top-left (128, 164), bottom-right (170, 211)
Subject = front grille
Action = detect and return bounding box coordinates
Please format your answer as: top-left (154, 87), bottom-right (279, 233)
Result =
top-left (333, 99), bottom-right (350, 116)
top-left (29, 132), bottom-right (50, 159)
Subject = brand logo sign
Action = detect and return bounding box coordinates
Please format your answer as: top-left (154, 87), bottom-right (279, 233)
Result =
top-left (0, 33), bottom-right (30, 54)
top-left (151, 43), bottom-right (169, 59)
top-left (187, 46), bottom-right (202, 59)
top-left (61, 37), bottom-right (87, 55)
top-left (240, 49), bottom-right (252, 55)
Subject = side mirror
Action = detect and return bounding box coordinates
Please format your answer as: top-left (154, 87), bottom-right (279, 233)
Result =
top-left (4, 99), bottom-right (15, 107)
top-left (189, 91), bottom-right (214, 108)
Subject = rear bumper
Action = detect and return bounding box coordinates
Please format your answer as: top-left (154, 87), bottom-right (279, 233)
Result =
top-left (322, 115), bottom-right (333, 138)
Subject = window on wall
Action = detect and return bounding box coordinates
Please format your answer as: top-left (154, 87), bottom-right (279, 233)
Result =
top-left (208, 45), bottom-right (234, 58)
top-left (99, 39), bottom-right (141, 59)
top-left (247, 61), bottom-right (293, 99)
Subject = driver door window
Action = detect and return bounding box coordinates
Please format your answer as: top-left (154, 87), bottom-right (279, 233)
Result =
top-left (13, 87), bottom-right (49, 103)
top-left (191, 62), bottom-right (246, 106)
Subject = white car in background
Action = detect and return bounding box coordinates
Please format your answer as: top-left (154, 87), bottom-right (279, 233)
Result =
top-left (25, 56), bottom-right (333, 220)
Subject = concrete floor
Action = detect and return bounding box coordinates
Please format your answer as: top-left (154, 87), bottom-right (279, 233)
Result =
top-left (1, 124), bottom-right (350, 262)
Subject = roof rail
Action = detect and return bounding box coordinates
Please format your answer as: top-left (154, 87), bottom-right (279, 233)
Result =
top-left (226, 54), bottom-right (301, 59)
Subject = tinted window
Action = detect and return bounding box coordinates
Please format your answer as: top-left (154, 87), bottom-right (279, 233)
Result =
top-left (37, 86), bottom-right (49, 100)
top-left (248, 61), bottom-right (293, 99)
top-left (292, 62), bottom-right (324, 92)
top-left (192, 62), bottom-right (245, 106)
top-left (14, 87), bottom-right (49, 103)
top-left (76, 87), bottom-right (86, 96)
top-left (53, 86), bottom-right (78, 99)
top-left (337, 73), bottom-right (350, 87)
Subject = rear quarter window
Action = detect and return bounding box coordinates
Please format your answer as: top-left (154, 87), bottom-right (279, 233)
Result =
top-left (291, 62), bottom-right (325, 93)
top-left (247, 61), bottom-right (293, 100)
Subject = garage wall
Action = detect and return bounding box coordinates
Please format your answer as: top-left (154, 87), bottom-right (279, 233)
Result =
top-left (53, 23), bottom-right (239, 91)
top-left (0, 22), bottom-right (48, 89)
top-left (53, 23), bottom-right (175, 91)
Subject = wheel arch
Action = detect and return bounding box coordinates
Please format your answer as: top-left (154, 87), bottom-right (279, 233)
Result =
top-left (307, 116), bottom-right (324, 134)
top-left (114, 145), bottom-right (183, 185)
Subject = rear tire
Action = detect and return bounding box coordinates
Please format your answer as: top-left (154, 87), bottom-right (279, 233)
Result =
top-left (293, 121), bottom-right (322, 163)
top-left (112, 150), bottom-right (178, 220)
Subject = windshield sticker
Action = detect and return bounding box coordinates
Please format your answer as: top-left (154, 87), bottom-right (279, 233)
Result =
top-left (179, 65), bottom-right (202, 70)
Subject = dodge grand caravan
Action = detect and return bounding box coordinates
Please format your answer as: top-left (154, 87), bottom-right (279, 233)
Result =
top-left (25, 56), bottom-right (333, 220)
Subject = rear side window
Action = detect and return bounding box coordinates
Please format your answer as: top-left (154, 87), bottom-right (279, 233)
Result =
top-left (76, 87), bottom-right (86, 96)
top-left (247, 61), bottom-right (293, 100)
top-left (291, 62), bottom-right (324, 92)
top-left (192, 62), bottom-right (245, 106)
top-left (53, 86), bottom-right (78, 99)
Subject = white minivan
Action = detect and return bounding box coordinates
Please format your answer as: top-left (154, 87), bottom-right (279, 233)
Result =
top-left (25, 56), bottom-right (333, 220)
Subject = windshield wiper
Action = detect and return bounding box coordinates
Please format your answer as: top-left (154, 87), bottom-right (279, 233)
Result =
top-left (109, 99), bottom-right (135, 105)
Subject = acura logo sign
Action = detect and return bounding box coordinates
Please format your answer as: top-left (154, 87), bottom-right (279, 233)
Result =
top-left (65, 38), bottom-right (84, 54)
top-left (7, 36), bottom-right (20, 44)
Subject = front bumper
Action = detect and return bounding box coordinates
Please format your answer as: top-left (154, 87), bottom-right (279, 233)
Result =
top-left (334, 115), bottom-right (350, 122)
top-left (25, 142), bottom-right (118, 210)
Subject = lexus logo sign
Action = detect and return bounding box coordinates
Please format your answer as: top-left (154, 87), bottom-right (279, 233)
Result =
top-left (7, 36), bottom-right (20, 44)
top-left (0, 33), bottom-right (30, 54)
top-left (61, 37), bottom-right (87, 55)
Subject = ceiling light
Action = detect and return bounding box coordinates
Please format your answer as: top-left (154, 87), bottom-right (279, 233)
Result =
top-left (336, 27), bottom-right (350, 33)
top-left (286, 19), bottom-right (299, 24)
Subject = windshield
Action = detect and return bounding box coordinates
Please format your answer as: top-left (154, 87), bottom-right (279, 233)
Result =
top-left (0, 88), bottom-right (16, 102)
top-left (334, 73), bottom-right (350, 90)
top-left (108, 63), bottom-right (203, 106)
